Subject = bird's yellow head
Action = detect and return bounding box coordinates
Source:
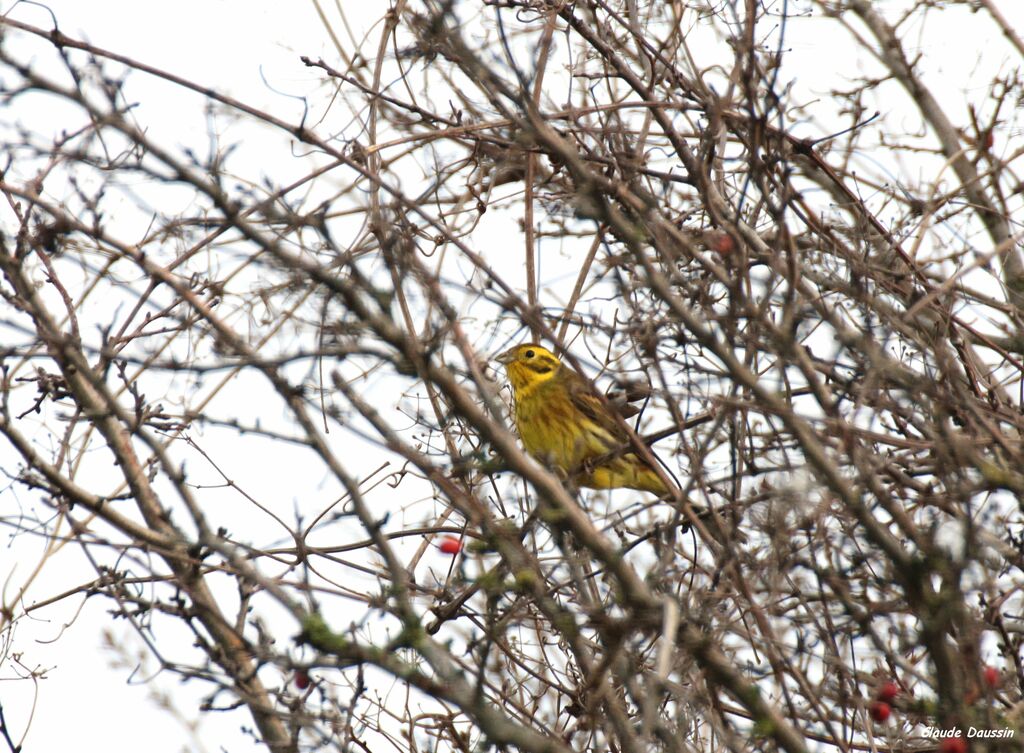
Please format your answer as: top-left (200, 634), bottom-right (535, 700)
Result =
top-left (495, 343), bottom-right (562, 394)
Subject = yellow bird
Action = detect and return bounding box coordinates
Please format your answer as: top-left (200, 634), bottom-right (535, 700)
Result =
top-left (495, 343), bottom-right (671, 494)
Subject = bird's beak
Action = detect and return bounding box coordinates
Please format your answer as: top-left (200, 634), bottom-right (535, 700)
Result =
top-left (495, 348), bottom-right (515, 365)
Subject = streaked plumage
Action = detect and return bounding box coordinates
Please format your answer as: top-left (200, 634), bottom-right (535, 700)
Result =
top-left (495, 343), bottom-right (670, 494)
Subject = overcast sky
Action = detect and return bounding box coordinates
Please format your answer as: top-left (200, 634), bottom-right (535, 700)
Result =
top-left (3, 2), bottom-right (1023, 751)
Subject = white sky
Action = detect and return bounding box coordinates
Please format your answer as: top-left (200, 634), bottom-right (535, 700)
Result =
top-left (2, 1), bottom-right (1023, 751)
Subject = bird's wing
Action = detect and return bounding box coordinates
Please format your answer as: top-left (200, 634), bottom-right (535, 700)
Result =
top-left (563, 369), bottom-right (629, 444)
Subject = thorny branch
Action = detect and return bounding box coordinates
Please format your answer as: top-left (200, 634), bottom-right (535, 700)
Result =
top-left (2, 3), bottom-right (1024, 753)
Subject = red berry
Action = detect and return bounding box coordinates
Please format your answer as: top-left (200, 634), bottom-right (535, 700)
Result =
top-left (438, 536), bottom-right (462, 555)
top-left (983, 666), bottom-right (1000, 689)
top-left (876, 681), bottom-right (900, 703)
top-left (294, 670), bottom-right (311, 690)
top-left (869, 701), bottom-right (891, 723)
top-left (708, 232), bottom-right (735, 257)
top-left (983, 131), bottom-right (994, 150)
top-left (938, 736), bottom-right (967, 753)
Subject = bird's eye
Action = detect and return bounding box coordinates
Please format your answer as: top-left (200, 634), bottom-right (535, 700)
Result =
top-left (524, 349), bottom-right (535, 359)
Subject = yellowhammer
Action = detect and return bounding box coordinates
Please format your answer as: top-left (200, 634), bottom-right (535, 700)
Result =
top-left (495, 343), bottom-right (671, 494)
